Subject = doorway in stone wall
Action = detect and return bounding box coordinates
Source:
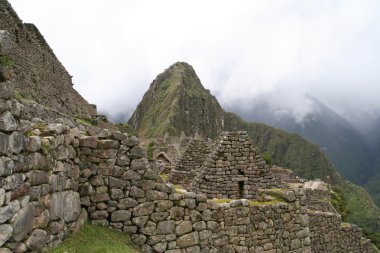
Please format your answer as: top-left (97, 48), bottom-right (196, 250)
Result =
top-left (238, 181), bottom-right (244, 198)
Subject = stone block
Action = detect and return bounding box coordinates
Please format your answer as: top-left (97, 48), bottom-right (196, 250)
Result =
top-left (177, 232), bottom-right (199, 248)
top-left (157, 220), bottom-right (175, 235)
top-left (133, 202), bottom-right (155, 216)
top-left (0, 30), bottom-right (15, 55)
top-left (111, 210), bottom-right (131, 222)
top-left (0, 224), bottom-right (12, 247)
top-left (0, 156), bottom-right (14, 176)
top-left (12, 203), bottom-right (35, 242)
top-left (25, 229), bottom-right (47, 251)
top-left (79, 136), bottom-right (98, 148)
top-left (0, 111), bottom-right (17, 132)
top-left (49, 191), bottom-right (81, 222)
top-left (108, 176), bottom-right (126, 188)
top-left (97, 139), bottom-right (119, 149)
top-left (25, 136), bottom-right (41, 152)
top-left (176, 221), bottom-right (193, 236)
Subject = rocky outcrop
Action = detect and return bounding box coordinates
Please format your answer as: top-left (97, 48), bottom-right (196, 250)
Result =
top-left (0, 0), bottom-right (96, 117)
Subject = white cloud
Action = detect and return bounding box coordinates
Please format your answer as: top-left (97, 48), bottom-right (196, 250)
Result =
top-left (9, 0), bottom-right (380, 125)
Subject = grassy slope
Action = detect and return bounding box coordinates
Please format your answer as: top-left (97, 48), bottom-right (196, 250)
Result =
top-left (49, 223), bottom-right (139, 253)
top-left (365, 173), bottom-right (380, 207)
top-left (341, 182), bottom-right (380, 247)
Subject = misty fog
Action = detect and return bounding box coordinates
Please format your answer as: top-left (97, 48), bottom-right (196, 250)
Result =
top-left (10, 0), bottom-right (380, 131)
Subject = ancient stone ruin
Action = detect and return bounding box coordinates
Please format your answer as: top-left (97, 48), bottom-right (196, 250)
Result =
top-left (169, 139), bottom-right (211, 189)
top-left (0, 0), bottom-right (375, 251)
top-left (191, 131), bottom-right (279, 199)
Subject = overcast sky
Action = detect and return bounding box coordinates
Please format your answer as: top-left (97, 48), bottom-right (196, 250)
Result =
top-left (9, 0), bottom-right (380, 128)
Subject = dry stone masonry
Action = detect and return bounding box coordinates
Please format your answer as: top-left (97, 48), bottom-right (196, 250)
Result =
top-left (191, 131), bottom-right (279, 199)
top-left (0, 0), bottom-right (375, 251)
top-left (0, 81), bottom-right (373, 252)
top-left (169, 139), bottom-right (211, 189)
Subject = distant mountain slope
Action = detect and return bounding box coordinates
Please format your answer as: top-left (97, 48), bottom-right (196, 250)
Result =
top-left (234, 99), bottom-right (373, 184)
top-left (129, 62), bottom-right (341, 184)
top-left (128, 62), bottom-right (224, 139)
top-left (366, 116), bottom-right (380, 170)
top-left (365, 116), bottom-right (380, 206)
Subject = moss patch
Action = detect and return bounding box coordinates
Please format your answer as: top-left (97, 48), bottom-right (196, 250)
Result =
top-left (160, 173), bottom-right (168, 182)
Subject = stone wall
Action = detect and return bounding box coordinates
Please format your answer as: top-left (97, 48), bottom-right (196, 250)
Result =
top-left (309, 211), bottom-right (372, 252)
top-left (0, 97), bottom-right (86, 251)
top-left (77, 136), bottom-right (312, 253)
top-left (0, 0), bottom-right (96, 117)
top-left (305, 188), bottom-right (331, 203)
top-left (191, 131), bottom-right (279, 199)
top-left (0, 87), bottom-right (374, 252)
top-left (169, 139), bottom-right (211, 189)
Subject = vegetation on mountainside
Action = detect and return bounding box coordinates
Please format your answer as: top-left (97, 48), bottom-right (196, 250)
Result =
top-left (330, 186), bottom-right (349, 219)
top-left (116, 123), bottom-right (138, 137)
top-left (49, 223), bottom-right (139, 253)
top-left (366, 173), bottom-right (380, 207)
top-left (147, 141), bottom-right (155, 161)
top-left (340, 182), bottom-right (380, 248)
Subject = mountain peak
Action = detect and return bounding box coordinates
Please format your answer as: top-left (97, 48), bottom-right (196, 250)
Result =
top-left (151, 62), bottom-right (201, 93)
top-left (128, 62), bottom-right (225, 138)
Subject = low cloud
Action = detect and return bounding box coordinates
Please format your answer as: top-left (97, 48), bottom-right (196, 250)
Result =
top-left (10, 0), bottom-right (380, 127)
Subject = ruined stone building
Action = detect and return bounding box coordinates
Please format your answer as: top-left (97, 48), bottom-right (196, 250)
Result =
top-left (169, 139), bottom-right (211, 189)
top-left (191, 131), bottom-right (279, 199)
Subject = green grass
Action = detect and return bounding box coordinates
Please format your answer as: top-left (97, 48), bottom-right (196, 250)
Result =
top-left (49, 223), bottom-right (139, 253)
top-left (0, 55), bottom-right (14, 67)
top-left (340, 181), bottom-right (380, 248)
top-left (75, 118), bottom-right (94, 127)
top-left (211, 198), bottom-right (284, 206)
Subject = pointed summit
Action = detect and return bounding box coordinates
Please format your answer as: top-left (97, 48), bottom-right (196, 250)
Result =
top-left (128, 62), bottom-right (225, 138)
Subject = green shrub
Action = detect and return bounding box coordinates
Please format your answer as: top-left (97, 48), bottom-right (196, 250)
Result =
top-left (263, 154), bottom-right (272, 166)
top-left (0, 55), bottom-right (14, 67)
